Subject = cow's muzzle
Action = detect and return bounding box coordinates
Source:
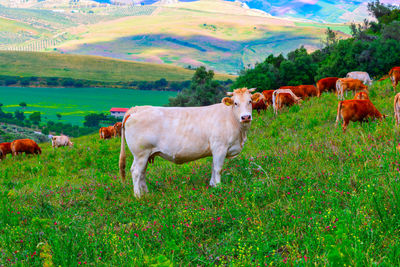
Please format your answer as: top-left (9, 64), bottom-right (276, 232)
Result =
top-left (241, 115), bottom-right (252, 123)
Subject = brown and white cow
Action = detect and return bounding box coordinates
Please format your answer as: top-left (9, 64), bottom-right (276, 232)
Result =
top-left (335, 99), bottom-right (385, 132)
top-left (0, 142), bottom-right (12, 160)
top-left (114, 122), bottom-right (123, 137)
top-left (52, 135), bottom-right (73, 148)
top-left (346, 71), bottom-right (373, 86)
top-left (272, 89), bottom-right (302, 114)
top-left (99, 126), bottom-right (115, 139)
top-left (336, 78), bottom-right (369, 100)
top-left (317, 77), bottom-right (339, 93)
top-left (354, 91), bottom-right (369, 100)
top-left (119, 88), bottom-right (262, 197)
top-left (11, 139), bottom-right (41, 156)
top-left (379, 67), bottom-right (400, 92)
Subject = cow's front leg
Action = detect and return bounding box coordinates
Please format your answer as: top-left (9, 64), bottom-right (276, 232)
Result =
top-left (210, 149), bottom-right (227, 187)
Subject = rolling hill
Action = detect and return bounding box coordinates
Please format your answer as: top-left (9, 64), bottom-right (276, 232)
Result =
top-left (0, 0), bottom-right (351, 74)
top-left (0, 51), bottom-right (234, 82)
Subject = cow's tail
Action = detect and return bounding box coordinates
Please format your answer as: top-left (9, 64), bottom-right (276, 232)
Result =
top-left (335, 101), bottom-right (343, 127)
top-left (272, 91), bottom-right (277, 114)
top-left (336, 80), bottom-right (342, 99)
top-left (119, 118), bottom-right (128, 183)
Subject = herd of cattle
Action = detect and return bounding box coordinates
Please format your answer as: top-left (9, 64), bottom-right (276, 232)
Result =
top-left (0, 67), bottom-right (399, 198)
top-left (252, 67), bottom-right (400, 132)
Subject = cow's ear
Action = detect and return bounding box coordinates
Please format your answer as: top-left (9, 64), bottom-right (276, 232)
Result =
top-left (248, 88), bottom-right (256, 93)
top-left (222, 97), bottom-right (233, 106)
top-left (251, 92), bottom-right (262, 103)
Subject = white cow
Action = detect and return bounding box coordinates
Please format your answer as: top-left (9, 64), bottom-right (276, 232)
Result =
top-left (119, 88), bottom-right (262, 197)
top-left (272, 89), bottom-right (302, 115)
top-left (346, 71), bottom-right (373, 86)
top-left (52, 135), bottom-right (73, 148)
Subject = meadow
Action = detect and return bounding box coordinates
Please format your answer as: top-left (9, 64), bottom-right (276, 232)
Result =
top-left (0, 87), bottom-right (176, 125)
top-left (0, 80), bottom-right (399, 265)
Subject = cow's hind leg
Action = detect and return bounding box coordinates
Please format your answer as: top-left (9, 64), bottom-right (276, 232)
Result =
top-left (130, 152), bottom-right (151, 198)
top-left (210, 148), bottom-right (227, 187)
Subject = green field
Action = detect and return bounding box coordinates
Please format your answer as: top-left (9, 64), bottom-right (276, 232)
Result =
top-left (0, 87), bottom-right (177, 125)
top-left (0, 51), bottom-right (234, 82)
top-left (1, 80), bottom-right (399, 265)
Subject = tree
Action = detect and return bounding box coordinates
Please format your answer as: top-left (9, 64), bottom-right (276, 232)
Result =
top-left (56, 113), bottom-right (62, 120)
top-left (14, 110), bottom-right (25, 121)
top-left (19, 102), bottom-right (27, 109)
top-left (29, 112), bottom-right (41, 125)
top-left (83, 113), bottom-right (107, 128)
top-left (168, 66), bottom-right (225, 107)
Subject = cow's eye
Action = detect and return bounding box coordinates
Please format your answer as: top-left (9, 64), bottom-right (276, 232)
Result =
top-left (234, 102), bottom-right (238, 106)
top-left (248, 100), bottom-right (252, 104)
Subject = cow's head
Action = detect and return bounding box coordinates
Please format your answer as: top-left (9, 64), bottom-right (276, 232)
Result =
top-left (222, 88), bottom-right (262, 123)
top-left (68, 141), bottom-right (74, 147)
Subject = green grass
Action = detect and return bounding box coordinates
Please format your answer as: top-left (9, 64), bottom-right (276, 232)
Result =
top-left (1, 80), bottom-right (399, 265)
top-left (0, 86), bottom-right (177, 125)
top-left (0, 51), bottom-right (234, 82)
top-left (295, 22), bottom-right (352, 35)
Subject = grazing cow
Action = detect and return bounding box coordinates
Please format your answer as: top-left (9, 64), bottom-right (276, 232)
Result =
top-left (280, 85), bottom-right (319, 98)
top-left (394, 93), bottom-right (400, 126)
top-left (346, 71), bottom-right (373, 86)
top-left (272, 89), bottom-right (302, 114)
top-left (262, 90), bottom-right (275, 107)
top-left (252, 94), bottom-right (267, 114)
top-left (99, 126), bottom-right (115, 139)
top-left (336, 78), bottom-right (369, 100)
top-left (11, 139), bottom-right (41, 156)
top-left (317, 77), bottom-right (339, 93)
top-left (0, 142), bottom-right (12, 160)
top-left (119, 88), bottom-right (262, 197)
top-left (354, 91), bottom-right (369, 100)
top-left (52, 135), bottom-right (73, 148)
top-left (114, 122), bottom-right (123, 137)
top-left (335, 99), bottom-right (385, 132)
top-left (379, 67), bottom-right (400, 92)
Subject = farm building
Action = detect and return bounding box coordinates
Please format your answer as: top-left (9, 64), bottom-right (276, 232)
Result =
top-left (110, 108), bottom-right (129, 118)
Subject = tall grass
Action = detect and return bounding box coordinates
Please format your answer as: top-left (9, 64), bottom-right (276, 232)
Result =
top-left (0, 81), bottom-right (399, 265)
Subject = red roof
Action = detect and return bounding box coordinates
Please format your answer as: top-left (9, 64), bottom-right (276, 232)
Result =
top-left (110, 108), bottom-right (129, 112)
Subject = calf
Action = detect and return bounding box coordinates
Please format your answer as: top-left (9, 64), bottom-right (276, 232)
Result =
top-left (354, 91), bottom-right (369, 100)
top-left (262, 90), bottom-right (275, 107)
top-left (336, 78), bottom-right (368, 100)
top-left (114, 122), bottom-right (123, 137)
top-left (99, 126), bottom-right (115, 139)
top-left (394, 93), bottom-right (400, 126)
top-left (11, 139), bottom-right (41, 156)
top-left (0, 142), bottom-right (12, 160)
top-left (317, 77), bottom-right (339, 93)
top-left (52, 135), bottom-right (73, 148)
top-left (272, 89), bottom-right (302, 114)
top-left (335, 99), bottom-right (385, 132)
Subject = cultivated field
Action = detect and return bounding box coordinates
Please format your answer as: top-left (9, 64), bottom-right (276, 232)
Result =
top-left (0, 87), bottom-right (177, 125)
top-left (0, 51), bottom-right (234, 82)
top-left (1, 80), bottom-right (399, 265)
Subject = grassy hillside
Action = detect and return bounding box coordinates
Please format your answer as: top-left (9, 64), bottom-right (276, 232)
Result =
top-left (1, 80), bottom-right (399, 265)
top-left (0, 51), bottom-right (234, 82)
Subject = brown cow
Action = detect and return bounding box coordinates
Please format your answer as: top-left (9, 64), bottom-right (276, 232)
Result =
top-left (354, 91), bottom-right (369, 100)
top-left (317, 77), bottom-right (339, 93)
top-left (114, 122), bottom-right (122, 137)
top-left (11, 139), bottom-right (41, 156)
top-left (379, 67), bottom-right (400, 92)
top-left (0, 142), bottom-right (12, 160)
top-left (262, 90), bottom-right (275, 107)
top-left (99, 126), bottom-right (115, 139)
top-left (335, 99), bottom-right (385, 132)
top-left (272, 89), bottom-right (302, 114)
top-left (336, 78), bottom-right (368, 100)
top-left (394, 93), bottom-right (400, 126)
top-left (280, 85), bottom-right (319, 98)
